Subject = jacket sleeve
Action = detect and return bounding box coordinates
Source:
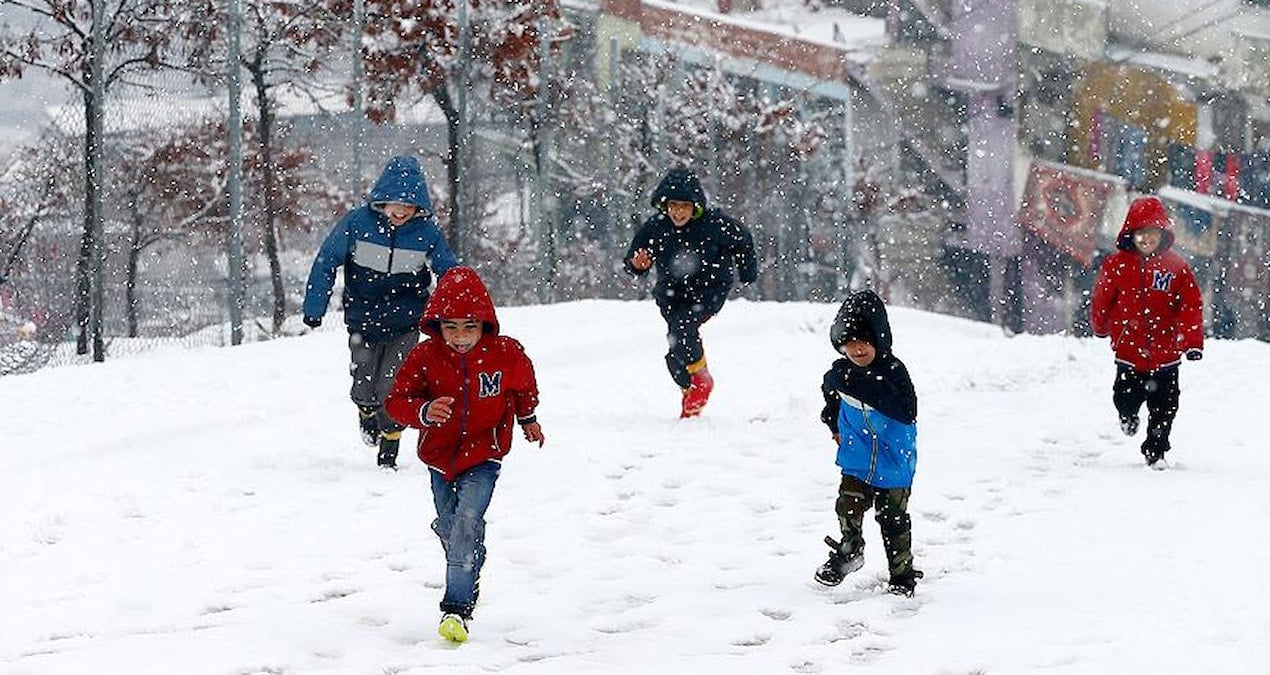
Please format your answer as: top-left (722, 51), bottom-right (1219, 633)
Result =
top-left (302, 215), bottom-right (352, 319)
top-left (819, 369), bottom-right (841, 434)
top-left (731, 220), bottom-right (759, 285)
top-left (505, 339), bottom-right (540, 423)
top-left (883, 360), bottom-right (918, 425)
top-left (622, 218), bottom-right (658, 277)
top-left (1089, 256), bottom-right (1119, 338)
top-left (383, 346), bottom-right (431, 428)
top-left (425, 220), bottom-right (459, 278)
top-left (1174, 262), bottom-right (1205, 352)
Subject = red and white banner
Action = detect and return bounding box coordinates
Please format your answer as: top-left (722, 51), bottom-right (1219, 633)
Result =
top-left (1019, 161), bottom-right (1119, 268)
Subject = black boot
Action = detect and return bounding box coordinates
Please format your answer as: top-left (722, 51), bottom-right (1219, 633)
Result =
top-left (814, 535), bottom-right (864, 586)
top-left (357, 405), bottom-right (379, 447)
top-left (887, 569), bottom-right (924, 597)
top-left (377, 431), bottom-right (400, 470)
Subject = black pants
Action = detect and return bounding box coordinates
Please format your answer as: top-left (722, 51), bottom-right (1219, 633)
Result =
top-left (1113, 363), bottom-right (1180, 457)
top-left (657, 291), bottom-right (728, 389)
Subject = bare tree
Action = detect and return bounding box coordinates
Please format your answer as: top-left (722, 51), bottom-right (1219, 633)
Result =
top-left (356, 0), bottom-right (571, 262)
top-left (0, 0), bottom-right (198, 355)
top-left (183, 0), bottom-right (346, 333)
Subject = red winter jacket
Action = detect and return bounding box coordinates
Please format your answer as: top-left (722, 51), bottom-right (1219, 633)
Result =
top-left (1090, 197), bottom-right (1204, 372)
top-left (384, 267), bottom-right (539, 480)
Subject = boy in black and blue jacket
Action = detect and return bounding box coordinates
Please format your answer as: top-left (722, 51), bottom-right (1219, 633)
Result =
top-left (815, 290), bottom-right (922, 596)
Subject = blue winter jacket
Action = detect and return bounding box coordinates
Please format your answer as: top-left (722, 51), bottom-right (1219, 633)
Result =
top-left (303, 156), bottom-right (458, 344)
top-left (820, 291), bottom-right (918, 488)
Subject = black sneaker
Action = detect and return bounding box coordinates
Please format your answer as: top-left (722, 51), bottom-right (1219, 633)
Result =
top-left (887, 569), bottom-right (924, 597)
top-left (814, 535), bottom-right (864, 586)
top-left (377, 434), bottom-right (399, 470)
top-left (1119, 414), bottom-right (1139, 437)
top-left (358, 406), bottom-right (379, 446)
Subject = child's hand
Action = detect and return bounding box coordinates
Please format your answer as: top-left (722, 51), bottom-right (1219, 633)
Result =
top-left (423, 396), bottom-right (456, 424)
top-left (522, 421), bottom-right (545, 447)
top-left (630, 249), bottom-right (653, 271)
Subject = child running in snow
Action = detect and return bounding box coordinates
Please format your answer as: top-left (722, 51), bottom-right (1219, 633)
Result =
top-left (815, 289), bottom-right (922, 596)
top-left (1091, 195), bottom-right (1204, 468)
top-left (384, 267), bottom-right (545, 643)
top-left (303, 155), bottom-right (457, 470)
top-left (622, 165), bottom-right (758, 418)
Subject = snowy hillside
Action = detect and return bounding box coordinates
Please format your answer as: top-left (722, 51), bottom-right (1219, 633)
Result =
top-left (2, 300), bottom-right (1267, 673)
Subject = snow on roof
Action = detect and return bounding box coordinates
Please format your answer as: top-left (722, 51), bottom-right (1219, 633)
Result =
top-left (644, 0), bottom-right (887, 51)
top-left (1105, 45), bottom-right (1220, 81)
top-left (45, 87), bottom-right (442, 138)
top-left (1107, 0), bottom-right (1270, 60)
top-left (1158, 185), bottom-right (1270, 219)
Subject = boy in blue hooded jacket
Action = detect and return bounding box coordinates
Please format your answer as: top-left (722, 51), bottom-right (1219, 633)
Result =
top-left (815, 290), bottom-right (922, 596)
top-left (303, 156), bottom-right (458, 469)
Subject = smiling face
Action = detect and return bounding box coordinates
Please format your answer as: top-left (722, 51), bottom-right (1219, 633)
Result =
top-left (1133, 227), bottom-right (1163, 256)
top-left (439, 318), bottom-right (483, 354)
top-left (381, 202), bottom-right (420, 227)
top-left (666, 200), bottom-right (695, 227)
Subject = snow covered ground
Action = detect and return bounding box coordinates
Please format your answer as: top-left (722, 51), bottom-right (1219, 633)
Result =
top-left (2, 299), bottom-right (1267, 673)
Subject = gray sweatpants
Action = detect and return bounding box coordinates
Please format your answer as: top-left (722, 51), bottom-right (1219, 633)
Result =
top-left (349, 329), bottom-right (418, 434)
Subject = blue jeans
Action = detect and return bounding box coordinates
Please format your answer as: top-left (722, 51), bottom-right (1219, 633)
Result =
top-left (430, 461), bottom-right (500, 616)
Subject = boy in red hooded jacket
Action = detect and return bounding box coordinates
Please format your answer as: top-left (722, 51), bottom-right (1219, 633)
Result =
top-left (1090, 196), bottom-right (1204, 467)
top-left (384, 267), bottom-right (545, 643)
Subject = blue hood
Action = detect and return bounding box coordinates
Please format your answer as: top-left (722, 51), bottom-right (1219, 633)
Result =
top-left (368, 155), bottom-right (434, 215)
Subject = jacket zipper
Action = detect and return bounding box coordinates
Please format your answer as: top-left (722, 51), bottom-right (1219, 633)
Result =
top-left (387, 225), bottom-right (397, 274)
top-left (447, 354), bottom-right (470, 466)
top-left (1137, 257), bottom-right (1154, 362)
top-left (862, 404), bottom-right (880, 484)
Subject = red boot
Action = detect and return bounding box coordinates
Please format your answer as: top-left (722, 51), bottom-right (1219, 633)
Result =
top-left (680, 362), bottom-right (713, 418)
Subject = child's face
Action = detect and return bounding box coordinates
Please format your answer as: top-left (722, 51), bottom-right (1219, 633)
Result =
top-left (666, 199), bottom-right (694, 227)
top-left (839, 339), bottom-right (876, 367)
top-left (382, 202), bottom-right (419, 227)
top-left (1133, 227), bottom-right (1163, 256)
top-left (440, 318), bottom-right (483, 353)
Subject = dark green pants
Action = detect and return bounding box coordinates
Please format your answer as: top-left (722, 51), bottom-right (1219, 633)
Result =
top-left (836, 475), bottom-right (914, 578)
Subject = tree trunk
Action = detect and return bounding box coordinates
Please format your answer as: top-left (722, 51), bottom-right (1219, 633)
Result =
top-left (250, 62), bottom-right (285, 334)
top-left (75, 87), bottom-right (96, 355)
top-left (432, 84), bottom-right (463, 258)
top-left (126, 222), bottom-right (141, 338)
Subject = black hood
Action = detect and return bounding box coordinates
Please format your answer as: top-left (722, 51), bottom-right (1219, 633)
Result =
top-left (650, 167), bottom-right (708, 212)
top-left (830, 289), bottom-right (893, 354)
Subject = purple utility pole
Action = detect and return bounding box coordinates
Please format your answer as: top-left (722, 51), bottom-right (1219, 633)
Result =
top-left (946, 0), bottom-right (1020, 325)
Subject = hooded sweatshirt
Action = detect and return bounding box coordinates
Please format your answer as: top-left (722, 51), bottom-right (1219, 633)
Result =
top-left (303, 156), bottom-right (458, 344)
top-left (820, 290), bottom-right (918, 489)
top-left (623, 167), bottom-right (759, 306)
top-left (384, 267), bottom-right (539, 480)
top-left (1090, 196), bottom-right (1204, 372)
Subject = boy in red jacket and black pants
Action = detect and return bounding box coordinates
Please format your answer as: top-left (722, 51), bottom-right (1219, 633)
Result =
top-left (385, 267), bottom-right (545, 643)
top-left (1091, 196), bottom-right (1204, 468)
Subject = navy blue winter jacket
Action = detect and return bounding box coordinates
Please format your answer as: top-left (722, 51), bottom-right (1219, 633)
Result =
top-left (303, 156), bottom-right (458, 344)
top-left (820, 291), bottom-right (918, 488)
top-left (623, 168), bottom-right (758, 307)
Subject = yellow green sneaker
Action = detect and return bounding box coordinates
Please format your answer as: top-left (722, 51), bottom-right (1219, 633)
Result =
top-left (438, 613), bottom-right (469, 643)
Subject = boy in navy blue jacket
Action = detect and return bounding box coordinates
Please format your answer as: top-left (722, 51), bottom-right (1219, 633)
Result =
top-left (815, 290), bottom-right (922, 596)
top-left (303, 156), bottom-right (458, 469)
top-left (623, 166), bottom-right (758, 418)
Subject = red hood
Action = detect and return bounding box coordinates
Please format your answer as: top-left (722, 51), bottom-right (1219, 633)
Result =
top-left (1116, 195), bottom-right (1176, 252)
top-left (420, 267), bottom-right (499, 338)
